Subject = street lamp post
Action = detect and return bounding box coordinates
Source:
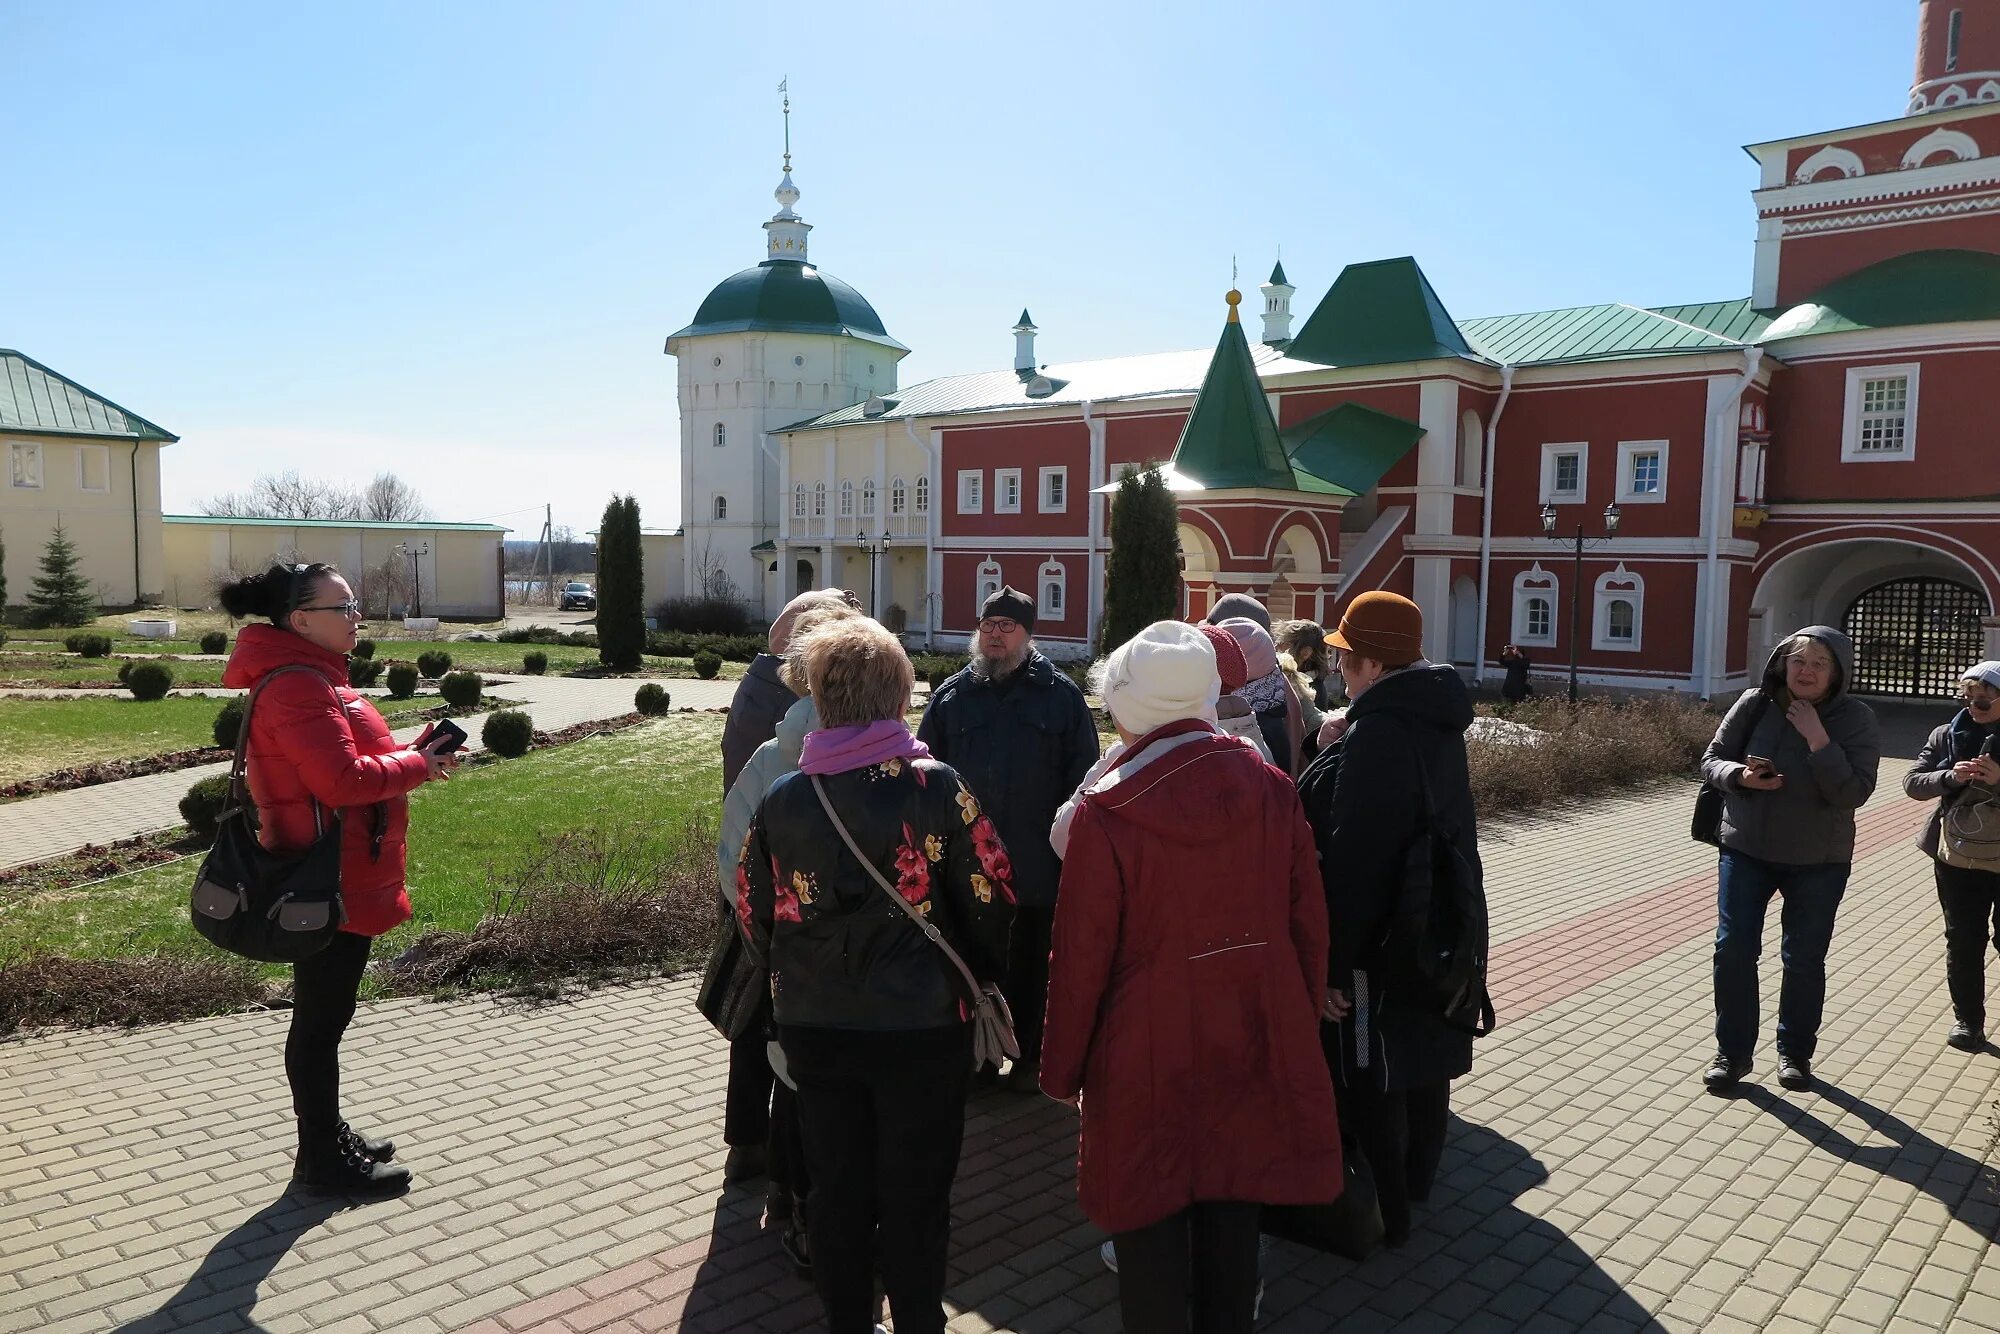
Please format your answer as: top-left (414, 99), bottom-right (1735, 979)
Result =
top-left (858, 531), bottom-right (890, 616)
top-left (395, 541), bottom-right (430, 619)
top-left (1538, 501), bottom-right (1622, 704)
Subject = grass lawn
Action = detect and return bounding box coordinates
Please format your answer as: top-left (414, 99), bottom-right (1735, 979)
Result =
top-left (0, 693), bottom-right (442, 785)
top-left (0, 653), bottom-right (229, 688)
top-left (0, 714), bottom-right (726, 983)
top-left (371, 640), bottom-right (748, 681)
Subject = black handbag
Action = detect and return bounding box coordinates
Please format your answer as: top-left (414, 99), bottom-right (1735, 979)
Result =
top-left (695, 908), bottom-right (768, 1041)
top-left (1261, 1134), bottom-right (1385, 1260)
top-left (188, 666), bottom-right (346, 963)
top-left (1691, 692), bottom-right (1771, 846)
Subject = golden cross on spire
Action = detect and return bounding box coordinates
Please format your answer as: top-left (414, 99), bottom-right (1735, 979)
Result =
top-left (779, 77), bottom-right (792, 172)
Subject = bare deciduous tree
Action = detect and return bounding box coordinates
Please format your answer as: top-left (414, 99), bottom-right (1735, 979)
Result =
top-left (202, 470), bottom-right (432, 523)
top-left (693, 537), bottom-right (737, 602)
top-left (357, 472), bottom-right (432, 522)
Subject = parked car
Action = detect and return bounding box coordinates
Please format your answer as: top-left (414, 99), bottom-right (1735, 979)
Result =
top-left (559, 581), bottom-right (596, 611)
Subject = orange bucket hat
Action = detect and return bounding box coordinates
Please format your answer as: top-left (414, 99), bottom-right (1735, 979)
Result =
top-left (1325, 591), bottom-right (1424, 665)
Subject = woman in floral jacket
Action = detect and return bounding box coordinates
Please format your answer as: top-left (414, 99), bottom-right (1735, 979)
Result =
top-left (738, 616), bottom-right (1015, 1334)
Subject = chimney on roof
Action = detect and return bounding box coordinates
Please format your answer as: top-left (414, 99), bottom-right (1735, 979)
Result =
top-left (1260, 260), bottom-right (1296, 345)
top-left (1012, 309), bottom-right (1038, 376)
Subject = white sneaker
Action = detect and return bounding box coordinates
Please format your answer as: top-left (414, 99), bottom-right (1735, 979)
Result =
top-left (1100, 1238), bottom-right (1118, 1273)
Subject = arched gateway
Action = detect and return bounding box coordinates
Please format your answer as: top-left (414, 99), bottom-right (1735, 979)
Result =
top-left (1841, 576), bottom-right (1990, 697)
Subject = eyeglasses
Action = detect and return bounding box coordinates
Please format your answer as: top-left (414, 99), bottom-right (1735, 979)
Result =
top-left (298, 599), bottom-right (362, 618)
top-left (1964, 689), bottom-right (2000, 707)
top-left (979, 618), bottom-right (1022, 634)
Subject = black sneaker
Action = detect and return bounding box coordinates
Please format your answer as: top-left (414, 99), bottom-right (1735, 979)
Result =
top-left (1702, 1053), bottom-right (1751, 1092)
top-left (779, 1223), bottom-right (812, 1276)
top-left (1947, 1019), bottom-right (1984, 1052)
top-left (1777, 1053), bottom-right (1812, 1090)
top-left (723, 1144), bottom-right (768, 1183)
top-left (295, 1142), bottom-right (412, 1198)
top-left (335, 1120), bottom-right (395, 1163)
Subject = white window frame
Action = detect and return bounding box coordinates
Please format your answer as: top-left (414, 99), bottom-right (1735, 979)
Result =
top-left (1615, 440), bottom-right (1668, 504)
top-left (712, 494), bottom-right (728, 521)
top-left (839, 480), bottom-right (855, 518)
top-left (812, 481), bottom-right (826, 518)
top-left (1539, 443), bottom-right (1587, 504)
top-left (889, 476), bottom-right (907, 515)
top-left (915, 475), bottom-right (930, 514)
top-left (861, 479), bottom-right (877, 518)
top-left (957, 470), bottom-right (984, 514)
top-left (793, 483), bottom-right (807, 519)
top-left (1038, 560), bottom-right (1066, 620)
top-left (994, 468), bottom-right (1022, 515)
top-left (1512, 565), bottom-right (1558, 648)
top-left (1039, 466), bottom-right (1068, 513)
top-left (8, 441), bottom-right (43, 490)
top-left (713, 422), bottom-right (726, 448)
top-left (1841, 363), bottom-right (1920, 462)
top-left (1592, 566), bottom-right (1644, 652)
top-left (75, 443), bottom-right (112, 494)
top-left (976, 559), bottom-right (1003, 611)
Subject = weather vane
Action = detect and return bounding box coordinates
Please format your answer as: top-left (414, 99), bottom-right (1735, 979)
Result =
top-left (779, 77), bottom-right (791, 172)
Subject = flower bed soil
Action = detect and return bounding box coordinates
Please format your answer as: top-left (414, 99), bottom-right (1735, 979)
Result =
top-left (0, 829), bottom-right (204, 897)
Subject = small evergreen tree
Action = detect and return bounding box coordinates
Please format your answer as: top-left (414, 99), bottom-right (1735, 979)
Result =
top-left (1096, 465), bottom-right (1183, 653)
top-left (596, 494), bottom-right (645, 672)
top-left (26, 525), bottom-right (97, 628)
top-left (0, 522), bottom-right (9, 645)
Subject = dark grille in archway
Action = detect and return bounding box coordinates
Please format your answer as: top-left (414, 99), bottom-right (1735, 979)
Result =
top-left (1841, 577), bottom-right (1990, 697)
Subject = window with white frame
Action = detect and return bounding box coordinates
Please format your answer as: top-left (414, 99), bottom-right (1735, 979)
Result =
top-left (861, 479), bottom-right (877, 518)
top-left (1038, 561), bottom-right (1066, 621)
top-left (957, 470), bottom-right (983, 513)
top-left (994, 468), bottom-right (1022, 514)
top-left (915, 475), bottom-right (930, 514)
top-left (976, 560), bottom-right (1003, 610)
top-left (839, 480), bottom-right (854, 518)
top-left (1616, 440), bottom-right (1667, 503)
top-left (713, 422), bottom-right (726, 447)
top-left (1592, 566), bottom-right (1644, 651)
top-left (1039, 466), bottom-right (1068, 513)
top-left (76, 444), bottom-right (112, 494)
top-left (8, 442), bottom-right (42, 489)
top-left (793, 483), bottom-right (807, 518)
top-left (890, 476), bottom-right (907, 515)
top-left (712, 495), bottom-right (728, 521)
top-left (1842, 364), bottom-right (1919, 461)
top-left (812, 481), bottom-right (826, 517)
top-left (1512, 566), bottom-right (1558, 647)
top-left (1539, 444), bottom-right (1586, 504)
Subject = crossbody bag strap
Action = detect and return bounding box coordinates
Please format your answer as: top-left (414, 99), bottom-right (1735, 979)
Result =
top-left (809, 774), bottom-right (983, 1000)
top-left (1729, 691), bottom-right (1773, 763)
top-left (229, 664), bottom-right (341, 839)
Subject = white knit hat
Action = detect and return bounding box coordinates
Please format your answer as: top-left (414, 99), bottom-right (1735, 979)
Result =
top-left (1101, 621), bottom-right (1220, 737)
top-left (1964, 660), bottom-right (2000, 691)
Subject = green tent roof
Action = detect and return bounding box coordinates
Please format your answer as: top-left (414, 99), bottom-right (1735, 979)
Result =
top-left (667, 260), bottom-right (907, 350)
top-left (0, 351), bottom-right (178, 442)
top-left (1285, 257), bottom-right (1474, 368)
top-left (1760, 250), bottom-right (2000, 342)
top-left (1169, 304), bottom-right (1295, 491)
top-left (1268, 260), bottom-right (1289, 286)
top-left (1282, 402), bottom-right (1423, 497)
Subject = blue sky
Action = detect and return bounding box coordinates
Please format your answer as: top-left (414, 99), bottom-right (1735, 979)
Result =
top-left (3, 1), bottom-right (1916, 533)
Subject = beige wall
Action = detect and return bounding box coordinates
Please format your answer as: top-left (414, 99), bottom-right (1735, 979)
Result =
top-left (640, 532), bottom-right (686, 613)
top-left (161, 521), bottom-right (504, 618)
top-left (2, 434), bottom-right (166, 608)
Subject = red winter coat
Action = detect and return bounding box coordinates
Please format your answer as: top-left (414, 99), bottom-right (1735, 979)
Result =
top-left (1039, 719), bottom-right (1342, 1235)
top-left (222, 624), bottom-right (431, 937)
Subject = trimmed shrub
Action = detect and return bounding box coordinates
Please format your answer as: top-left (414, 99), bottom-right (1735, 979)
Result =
top-left (653, 596), bottom-right (756, 636)
top-left (212, 696), bottom-right (247, 749)
top-left (66, 633), bottom-right (113, 658)
top-left (522, 650), bottom-right (548, 675)
top-left (352, 638), bottom-right (377, 659)
top-left (692, 651), bottom-right (722, 680)
top-left (386, 663), bottom-right (419, 699)
top-left (116, 660), bottom-right (134, 684)
top-left (416, 650), bottom-right (453, 680)
top-left (910, 653), bottom-right (961, 691)
top-left (498, 627), bottom-right (598, 647)
top-left (644, 630), bottom-right (762, 662)
top-left (126, 662), bottom-right (173, 701)
top-left (482, 709), bottom-right (534, 758)
top-left (199, 631), bottom-right (228, 655)
top-left (179, 773), bottom-right (234, 841)
top-left (439, 670), bottom-right (483, 710)
top-left (348, 657), bottom-right (383, 688)
top-left (634, 682), bottom-right (670, 715)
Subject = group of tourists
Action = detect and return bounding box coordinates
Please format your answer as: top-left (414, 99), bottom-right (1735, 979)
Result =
top-left (207, 555), bottom-right (2000, 1334)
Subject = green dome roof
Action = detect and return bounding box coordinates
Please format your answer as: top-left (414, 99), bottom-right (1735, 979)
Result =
top-left (1761, 250), bottom-right (2000, 341)
top-left (668, 260), bottom-right (906, 350)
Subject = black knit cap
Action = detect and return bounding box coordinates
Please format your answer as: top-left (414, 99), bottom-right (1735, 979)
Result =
top-left (979, 585), bottom-right (1037, 631)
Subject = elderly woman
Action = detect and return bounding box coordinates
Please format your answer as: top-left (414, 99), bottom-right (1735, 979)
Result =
top-left (1903, 660), bottom-right (2000, 1052)
top-left (1218, 617), bottom-right (1305, 776)
top-left (1042, 620), bottom-right (1341, 1333)
top-left (737, 616), bottom-right (1015, 1334)
top-left (1700, 627), bottom-right (1880, 1093)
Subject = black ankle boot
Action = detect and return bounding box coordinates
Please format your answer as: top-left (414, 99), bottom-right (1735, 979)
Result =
top-left (295, 1126), bottom-right (411, 1198)
top-left (336, 1120), bottom-right (396, 1163)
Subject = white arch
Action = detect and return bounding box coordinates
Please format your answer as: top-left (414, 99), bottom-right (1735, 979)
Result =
top-left (1177, 523), bottom-right (1221, 577)
top-left (1274, 523), bottom-right (1324, 578)
top-left (1457, 409), bottom-right (1483, 487)
top-left (1749, 536), bottom-right (1995, 670)
top-left (1903, 126), bottom-right (1981, 170)
top-left (1793, 145), bottom-right (1866, 184)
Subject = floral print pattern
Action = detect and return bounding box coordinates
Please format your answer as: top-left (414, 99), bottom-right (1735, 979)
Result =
top-left (956, 785), bottom-right (982, 826)
top-left (893, 823), bottom-right (931, 905)
top-left (970, 815), bottom-right (1017, 901)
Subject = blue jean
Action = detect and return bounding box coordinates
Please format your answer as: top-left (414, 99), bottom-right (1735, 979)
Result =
top-left (1713, 850), bottom-right (1851, 1062)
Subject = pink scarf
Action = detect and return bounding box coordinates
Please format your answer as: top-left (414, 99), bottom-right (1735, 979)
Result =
top-left (799, 720), bottom-right (931, 775)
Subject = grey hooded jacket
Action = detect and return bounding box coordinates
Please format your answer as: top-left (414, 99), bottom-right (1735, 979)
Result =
top-left (717, 695), bottom-right (818, 909)
top-left (1700, 626), bottom-right (1881, 865)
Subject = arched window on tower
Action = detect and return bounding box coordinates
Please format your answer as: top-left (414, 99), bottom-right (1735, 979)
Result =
top-left (713, 495), bottom-right (728, 521)
top-left (713, 422), bottom-right (726, 447)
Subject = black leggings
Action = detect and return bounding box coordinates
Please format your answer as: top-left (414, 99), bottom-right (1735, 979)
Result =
top-left (287, 931), bottom-right (372, 1132)
top-left (1112, 1202), bottom-right (1262, 1334)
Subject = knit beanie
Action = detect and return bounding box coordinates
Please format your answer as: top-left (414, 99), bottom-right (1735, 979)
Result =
top-left (1965, 660), bottom-right (2000, 692)
top-left (1205, 592), bottom-right (1272, 632)
top-left (1217, 617), bottom-right (1279, 682)
top-left (980, 585), bottom-right (1038, 631)
top-left (1197, 625), bottom-right (1249, 693)
top-left (1101, 621), bottom-right (1220, 737)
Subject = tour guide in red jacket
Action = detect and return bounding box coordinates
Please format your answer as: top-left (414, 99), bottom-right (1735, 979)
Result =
top-left (1041, 620), bottom-right (1341, 1329)
top-left (219, 561), bottom-right (456, 1197)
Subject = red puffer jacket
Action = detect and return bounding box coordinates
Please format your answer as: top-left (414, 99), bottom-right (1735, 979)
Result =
top-left (222, 624), bottom-right (431, 937)
top-left (1040, 719), bottom-right (1341, 1235)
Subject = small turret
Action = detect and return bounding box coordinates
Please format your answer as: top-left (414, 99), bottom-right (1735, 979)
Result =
top-left (1259, 260), bottom-right (1296, 345)
top-left (1013, 309), bottom-right (1039, 376)
top-left (1910, 0), bottom-right (2000, 114)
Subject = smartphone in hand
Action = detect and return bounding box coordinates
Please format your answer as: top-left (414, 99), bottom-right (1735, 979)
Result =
top-left (424, 718), bottom-right (469, 755)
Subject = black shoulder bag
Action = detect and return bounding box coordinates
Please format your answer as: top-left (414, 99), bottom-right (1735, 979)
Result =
top-left (1379, 749), bottom-right (1495, 1038)
top-left (1690, 691), bottom-right (1772, 847)
top-left (188, 666), bottom-right (347, 962)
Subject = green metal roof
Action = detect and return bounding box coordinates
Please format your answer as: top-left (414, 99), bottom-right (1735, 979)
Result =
top-left (1649, 299), bottom-right (1774, 343)
top-left (1168, 306), bottom-right (1296, 491)
top-left (1269, 260), bottom-right (1289, 286)
top-left (164, 515), bottom-right (508, 532)
top-left (1760, 250), bottom-right (2000, 342)
top-left (1282, 402), bottom-right (1423, 497)
top-left (0, 351), bottom-right (178, 442)
top-left (1286, 257), bottom-right (1475, 368)
top-left (1458, 302), bottom-right (1749, 364)
top-left (667, 260), bottom-right (907, 350)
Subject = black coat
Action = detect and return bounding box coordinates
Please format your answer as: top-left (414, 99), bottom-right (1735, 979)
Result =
top-left (1903, 709), bottom-right (2000, 861)
top-left (1301, 664), bottom-right (1479, 1091)
top-left (721, 654), bottom-right (797, 795)
top-left (917, 652), bottom-right (1101, 908)
top-left (737, 757), bottom-right (1016, 1031)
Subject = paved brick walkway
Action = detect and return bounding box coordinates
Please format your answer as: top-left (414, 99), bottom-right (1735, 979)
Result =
top-left (1, 735), bottom-right (1996, 1333)
top-left (0, 676), bottom-right (740, 871)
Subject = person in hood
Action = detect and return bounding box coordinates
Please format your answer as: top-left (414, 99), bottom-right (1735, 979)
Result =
top-left (722, 589), bottom-right (857, 795)
top-left (1300, 590), bottom-right (1478, 1247)
top-left (1901, 660), bottom-right (2000, 1053)
top-left (1041, 620), bottom-right (1341, 1331)
top-left (218, 563), bottom-right (458, 1198)
top-left (917, 585), bottom-right (1099, 1092)
top-left (1700, 627), bottom-right (1881, 1093)
top-left (1204, 591), bottom-right (1272, 633)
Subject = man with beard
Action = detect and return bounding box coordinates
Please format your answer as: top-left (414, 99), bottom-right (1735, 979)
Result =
top-left (919, 586), bottom-right (1099, 1091)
